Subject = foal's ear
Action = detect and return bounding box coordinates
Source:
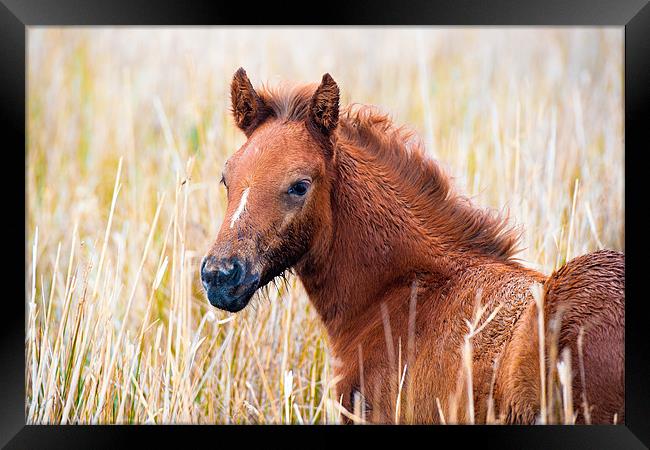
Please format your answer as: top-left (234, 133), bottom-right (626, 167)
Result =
top-left (308, 73), bottom-right (340, 137)
top-left (230, 68), bottom-right (270, 136)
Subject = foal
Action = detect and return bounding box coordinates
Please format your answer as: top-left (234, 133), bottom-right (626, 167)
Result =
top-left (201, 68), bottom-right (624, 424)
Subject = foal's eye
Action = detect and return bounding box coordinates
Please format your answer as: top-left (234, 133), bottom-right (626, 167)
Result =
top-left (220, 175), bottom-right (228, 189)
top-left (288, 180), bottom-right (311, 197)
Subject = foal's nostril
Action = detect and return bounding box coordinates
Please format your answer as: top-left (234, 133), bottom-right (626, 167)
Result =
top-left (216, 258), bottom-right (244, 283)
top-left (201, 256), bottom-right (225, 287)
top-left (201, 263), bottom-right (215, 286)
top-left (202, 257), bottom-right (246, 289)
top-left (231, 258), bottom-right (245, 284)
top-left (201, 256), bottom-right (259, 311)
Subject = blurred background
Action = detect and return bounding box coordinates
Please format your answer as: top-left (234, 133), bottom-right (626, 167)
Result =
top-left (26, 28), bottom-right (623, 424)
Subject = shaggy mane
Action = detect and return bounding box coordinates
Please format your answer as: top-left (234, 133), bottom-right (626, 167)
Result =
top-left (258, 83), bottom-right (522, 261)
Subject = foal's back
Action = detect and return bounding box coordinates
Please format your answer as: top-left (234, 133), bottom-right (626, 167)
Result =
top-left (495, 249), bottom-right (624, 424)
top-left (355, 250), bottom-right (624, 424)
top-left (544, 249), bottom-right (624, 423)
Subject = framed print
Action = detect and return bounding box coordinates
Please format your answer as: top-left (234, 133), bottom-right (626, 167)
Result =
top-left (2, 0), bottom-right (649, 447)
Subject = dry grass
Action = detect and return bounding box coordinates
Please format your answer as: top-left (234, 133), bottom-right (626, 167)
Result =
top-left (26, 27), bottom-right (623, 424)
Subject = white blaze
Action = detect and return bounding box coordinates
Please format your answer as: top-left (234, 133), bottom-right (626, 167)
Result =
top-left (230, 187), bottom-right (250, 228)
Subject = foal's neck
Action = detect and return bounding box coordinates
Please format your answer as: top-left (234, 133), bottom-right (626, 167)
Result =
top-left (297, 144), bottom-right (484, 338)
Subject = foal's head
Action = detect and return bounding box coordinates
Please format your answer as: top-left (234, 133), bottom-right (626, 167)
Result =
top-left (201, 68), bottom-right (340, 312)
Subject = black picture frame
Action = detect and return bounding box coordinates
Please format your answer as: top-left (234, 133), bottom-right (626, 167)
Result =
top-left (3, 0), bottom-right (648, 448)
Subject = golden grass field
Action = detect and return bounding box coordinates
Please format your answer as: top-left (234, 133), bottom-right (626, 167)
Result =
top-left (26, 28), bottom-right (623, 424)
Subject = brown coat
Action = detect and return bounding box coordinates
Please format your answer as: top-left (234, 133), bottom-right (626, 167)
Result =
top-left (203, 69), bottom-right (625, 424)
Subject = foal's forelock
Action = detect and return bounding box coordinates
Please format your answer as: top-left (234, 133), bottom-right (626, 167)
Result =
top-left (257, 83), bottom-right (319, 122)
